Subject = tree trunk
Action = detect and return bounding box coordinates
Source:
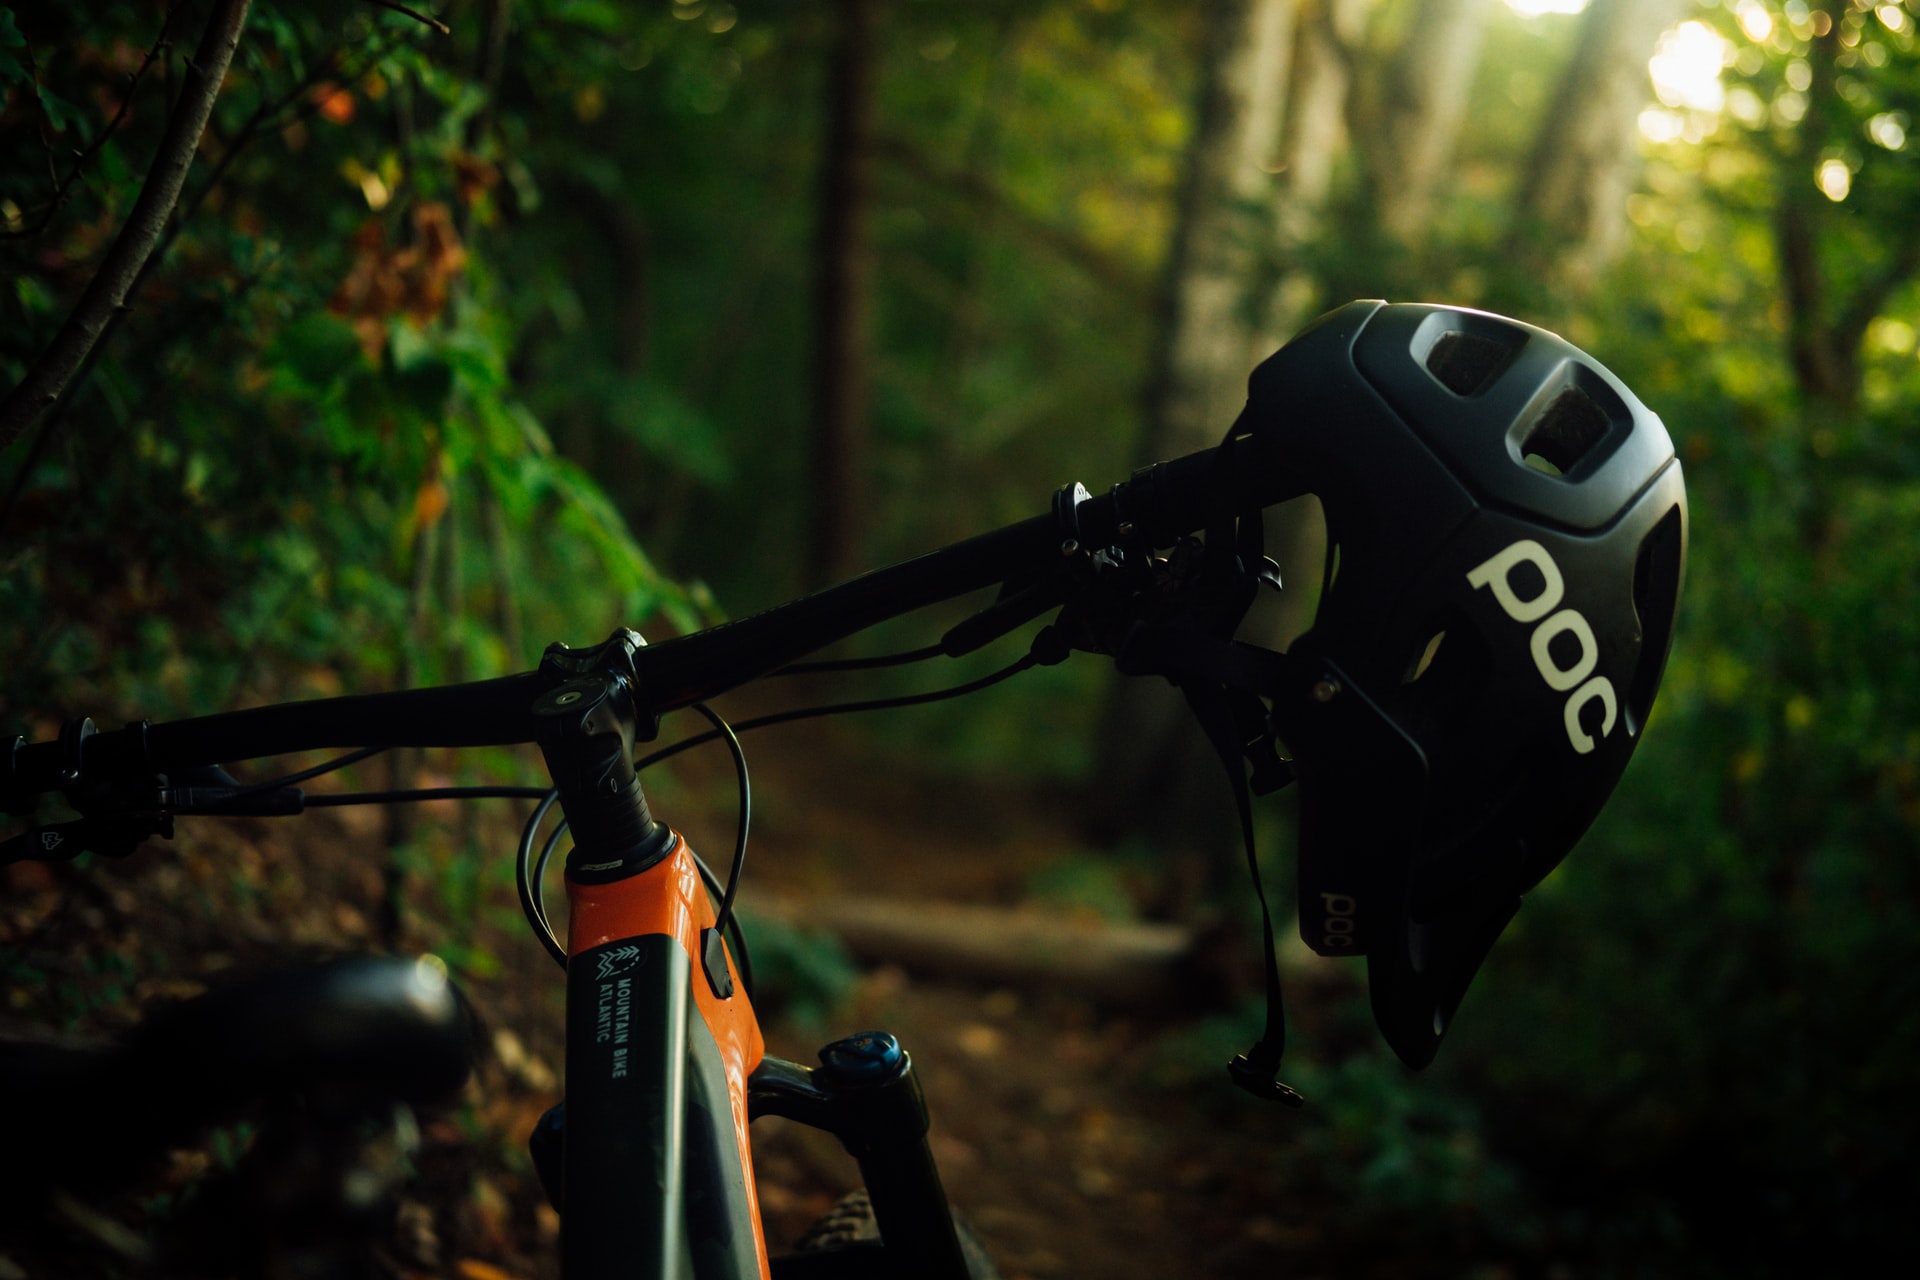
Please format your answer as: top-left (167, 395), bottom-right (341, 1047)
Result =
top-left (1093, 0), bottom-right (1297, 870)
top-left (767, 895), bottom-right (1207, 1009)
top-left (1772, 12), bottom-right (1920, 411)
top-left (1261, 0), bottom-right (1372, 346)
top-left (1358, 0), bottom-right (1496, 246)
top-left (1508, 0), bottom-right (1683, 291)
top-left (810, 0), bottom-right (877, 587)
top-left (1777, 196), bottom-right (1859, 411)
top-left (1141, 0), bottom-right (1297, 457)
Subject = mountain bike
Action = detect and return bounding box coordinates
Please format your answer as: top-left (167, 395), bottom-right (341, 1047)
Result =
top-left (1, 301), bottom-right (1687, 1277)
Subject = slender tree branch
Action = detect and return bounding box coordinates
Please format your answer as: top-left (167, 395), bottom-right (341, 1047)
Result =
top-left (473, 0), bottom-right (513, 129)
top-left (365, 0), bottom-right (452, 36)
top-left (811, 0), bottom-right (877, 585)
top-left (455, 0), bottom-right (514, 247)
top-left (869, 133), bottom-right (1149, 300)
top-left (20, 34), bottom-right (60, 190)
top-left (1772, 13), bottom-right (1862, 407)
top-left (174, 21), bottom-right (416, 247)
top-left (0, 27), bottom-right (413, 526)
top-left (0, 248), bottom-right (283, 537)
top-left (160, 46), bottom-right (349, 260)
top-left (0, 0), bottom-right (253, 453)
top-left (1, 12), bottom-right (180, 239)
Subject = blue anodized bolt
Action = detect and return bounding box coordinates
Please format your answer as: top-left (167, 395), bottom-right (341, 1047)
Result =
top-left (818, 1030), bottom-right (906, 1085)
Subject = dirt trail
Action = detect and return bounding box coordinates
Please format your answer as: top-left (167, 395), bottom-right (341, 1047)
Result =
top-left (714, 717), bottom-right (1326, 1279)
top-left (0, 713), bottom-right (1350, 1279)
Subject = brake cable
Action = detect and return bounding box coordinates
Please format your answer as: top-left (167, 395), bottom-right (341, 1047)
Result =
top-left (772, 643), bottom-right (946, 675)
top-left (1096, 423), bottom-right (1303, 1105)
top-left (513, 649), bottom-right (1040, 982)
top-left (1203, 424), bottom-right (1304, 1106)
top-left (633, 652), bottom-right (1039, 772)
top-left (690, 703), bottom-right (751, 969)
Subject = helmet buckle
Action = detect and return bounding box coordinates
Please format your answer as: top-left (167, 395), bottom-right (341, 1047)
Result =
top-left (1227, 1053), bottom-right (1304, 1107)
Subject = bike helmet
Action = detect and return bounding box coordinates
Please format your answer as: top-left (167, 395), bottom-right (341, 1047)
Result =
top-left (1243, 300), bottom-right (1687, 1068)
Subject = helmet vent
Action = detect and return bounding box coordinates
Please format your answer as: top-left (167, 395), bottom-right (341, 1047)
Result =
top-left (1394, 607), bottom-right (1488, 726)
top-left (1519, 384), bottom-right (1611, 478)
top-left (1625, 504), bottom-right (1685, 733)
top-left (1424, 329), bottom-right (1521, 398)
top-left (1403, 630), bottom-right (1447, 684)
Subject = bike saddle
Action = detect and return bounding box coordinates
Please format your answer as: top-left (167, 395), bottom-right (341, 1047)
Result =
top-left (1, 953), bottom-right (478, 1191)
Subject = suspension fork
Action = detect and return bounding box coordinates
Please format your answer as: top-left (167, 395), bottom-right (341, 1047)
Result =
top-left (750, 1033), bottom-right (976, 1279)
top-left (531, 631), bottom-right (768, 1280)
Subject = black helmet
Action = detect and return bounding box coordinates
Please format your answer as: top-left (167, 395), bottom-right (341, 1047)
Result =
top-left (1246, 300), bottom-right (1687, 1068)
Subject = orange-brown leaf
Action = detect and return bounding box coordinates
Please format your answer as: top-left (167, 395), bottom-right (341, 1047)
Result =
top-left (311, 82), bottom-right (355, 125)
top-left (455, 1261), bottom-right (521, 1280)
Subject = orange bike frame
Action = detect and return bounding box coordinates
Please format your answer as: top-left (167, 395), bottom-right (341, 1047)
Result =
top-left (560, 832), bottom-right (770, 1279)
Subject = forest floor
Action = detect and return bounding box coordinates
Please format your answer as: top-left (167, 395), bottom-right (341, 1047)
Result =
top-left (0, 704), bottom-right (1476, 1280)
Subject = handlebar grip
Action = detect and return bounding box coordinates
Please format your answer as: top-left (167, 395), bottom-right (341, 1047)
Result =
top-left (0, 823), bottom-right (81, 865)
top-left (0, 812), bottom-right (172, 864)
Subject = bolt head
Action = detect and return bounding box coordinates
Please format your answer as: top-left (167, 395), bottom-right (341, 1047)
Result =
top-left (1310, 678), bottom-right (1342, 703)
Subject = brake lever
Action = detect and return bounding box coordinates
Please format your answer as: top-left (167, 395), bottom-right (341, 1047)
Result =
top-left (939, 575), bottom-right (1077, 657)
top-left (1, 778), bottom-right (304, 865)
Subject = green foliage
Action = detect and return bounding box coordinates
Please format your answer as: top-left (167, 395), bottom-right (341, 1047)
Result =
top-left (1290, 1051), bottom-right (1527, 1250)
top-left (733, 907), bottom-right (859, 1032)
top-left (1150, 2), bottom-right (1920, 1266)
top-left (1349, 7), bottom-right (1920, 1264)
top-left (1148, 997), bottom-right (1535, 1264)
top-left (0, 2), bottom-right (706, 729)
top-left (1025, 848), bottom-right (1141, 923)
top-left (7, 0), bottom-right (1920, 1270)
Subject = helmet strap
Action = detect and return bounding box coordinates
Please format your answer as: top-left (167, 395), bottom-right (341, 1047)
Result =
top-left (1183, 677), bottom-right (1304, 1107)
top-left (1094, 425), bottom-right (1305, 1103)
top-left (1199, 425), bottom-right (1303, 1105)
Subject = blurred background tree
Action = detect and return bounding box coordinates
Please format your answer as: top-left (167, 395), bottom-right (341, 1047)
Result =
top-left (4, 0), bottom-right (1917, 1273)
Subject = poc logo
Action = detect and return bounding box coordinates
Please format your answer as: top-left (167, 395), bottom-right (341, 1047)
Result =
top-left (1466, 539), bottom-right (1618, 755)
top-left (1319, 893), bottom-right (1357, 950)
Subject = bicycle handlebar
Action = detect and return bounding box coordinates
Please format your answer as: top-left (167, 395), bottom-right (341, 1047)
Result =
top-left (4, 432), bottom-right (1288, 806)
top-left (636, 430), bottom-right (1289, 707)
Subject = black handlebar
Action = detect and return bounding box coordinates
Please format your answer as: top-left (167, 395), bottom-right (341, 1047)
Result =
top-left (4, 433), bottom-right (1290, 810)
top-left (636, 430), bottom-right (1289, 707)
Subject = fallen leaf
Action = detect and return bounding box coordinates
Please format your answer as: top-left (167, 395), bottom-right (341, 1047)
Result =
top-left (455, 1261), bottom-right (521, 1280)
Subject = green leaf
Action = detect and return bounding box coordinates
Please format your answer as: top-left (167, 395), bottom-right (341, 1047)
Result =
top-left (0, 10), bottom-right (23, 93)
top-left (13, 273), bottom-right (52, 314)
top-left (623, 375), bottom-right (733, 485)
top-left (35, 87), bottom-right (83, 135)
top-left (268, 314), bottom-right (366, 391)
